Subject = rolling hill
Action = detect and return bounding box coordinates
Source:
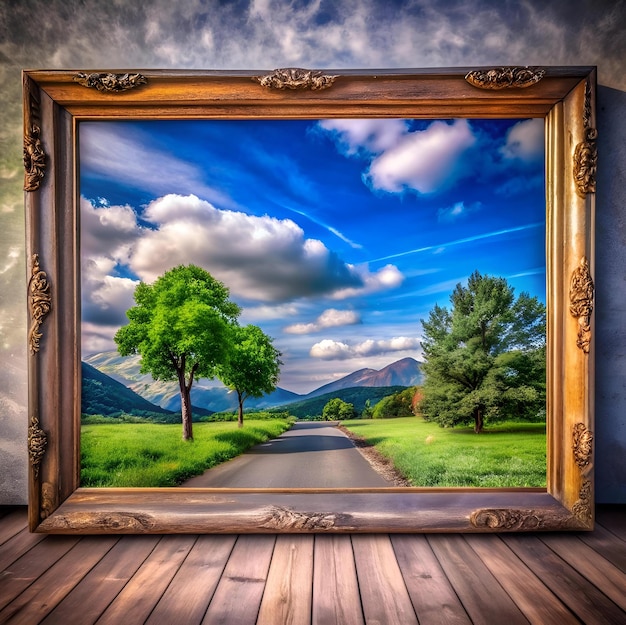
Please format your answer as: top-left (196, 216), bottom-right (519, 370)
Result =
top-left (275, 385), bottom-right (411, 419)
top-left (84, 351), bottom-right (300, 413)
top-left (83, 351), bottom-right (423, 414)
top-left (81, 362), bottom-right (174, 419)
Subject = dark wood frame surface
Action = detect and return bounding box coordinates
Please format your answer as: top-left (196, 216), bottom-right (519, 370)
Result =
top-left (24, 67), bottom-right (596, 533)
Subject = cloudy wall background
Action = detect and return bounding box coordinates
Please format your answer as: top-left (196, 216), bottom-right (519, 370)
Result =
top-left (0, 0), bottom-right (624, 503)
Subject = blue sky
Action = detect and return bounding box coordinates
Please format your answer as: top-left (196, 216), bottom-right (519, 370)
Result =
top-left (80, 116), bottom-right (545, 393)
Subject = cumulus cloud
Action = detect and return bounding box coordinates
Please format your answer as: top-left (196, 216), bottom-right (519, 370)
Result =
top-left (310, 336), bottom-right (420, 360)
top-left (366, 120), bottom-right (477, 193)
top-left (500, 118), bottom-right (544, 164)
top-left (328, 264), bottom-right (404, 300)
top-left (80, 197), bottom-right (142, 328)
top-left (81, 258), bottom-right (138, 328)
top-left (284, 308), bottom-right (361, 334)
top-left (318, 119), bottom-right (409, 156)
top-left (81, 197), bottom-right (141, 260)
top-left (318, 119), bottom-right (477, 195)
top-left (129, 194), bottom-right (403, 302)
top-left (240, 303), bottom-right (301, 322)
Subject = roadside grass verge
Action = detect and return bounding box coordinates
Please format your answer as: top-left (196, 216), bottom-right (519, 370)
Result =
top-left (81, 418), bottom-right (294, 487)
top-left (340, 417), bottom-right (546, 487)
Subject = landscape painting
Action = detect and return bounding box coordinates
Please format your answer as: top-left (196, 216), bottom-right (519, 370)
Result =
top-left (79, 117), bottom-right (547, 490)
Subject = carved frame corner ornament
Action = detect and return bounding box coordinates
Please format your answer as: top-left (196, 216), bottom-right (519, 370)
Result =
top-left (572, 479), bottom-right (593, 526)
top-left (28, 254), bottom-right (52, 354)
top-left (253, 68), bottom-right (338, 90)
top-left (469, 507), bottom-right (583, 530)
top-left (571, 423), bottom-right (594, 527)
top-left (573, 422), bottom-right (594, 471)
top-left (28, 415), bottom-right (47, 479)
top-left (23, 89), bottom-right (46, 191)
top-left (569, 256), bottom-right (594, 353)
top-left (573, 80), bottom-right (598, 197)
top-left (73, 72), bottom-right (148, 92)
top-left (464, 66), bottom-right (545, 90)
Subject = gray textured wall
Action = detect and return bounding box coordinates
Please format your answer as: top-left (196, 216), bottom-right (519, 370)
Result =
top-left (1, 0), bottom-right (624, 503)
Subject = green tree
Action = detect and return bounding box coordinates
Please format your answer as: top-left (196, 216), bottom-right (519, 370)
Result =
top-left (322, 398), bottom-right (355, 421)
top-left (114, 265), bottom-right (240, 441)
top-left (372, 387), bottom-right (418, 418)
top-left (216, 324), bottom-right (282, 428)
top-left (361, 398), bottom-right (374, 419)
top-left (420, 271), bottom-right (546, 433)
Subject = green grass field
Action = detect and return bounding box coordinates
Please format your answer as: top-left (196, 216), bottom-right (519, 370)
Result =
top-left (80, 418), bottom-right (294, 487)
top-left (341, 417), bottom-right (546, 487)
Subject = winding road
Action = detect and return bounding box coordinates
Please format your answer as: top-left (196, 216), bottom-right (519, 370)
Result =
top-left (181, 421), bottom-right (391, 488)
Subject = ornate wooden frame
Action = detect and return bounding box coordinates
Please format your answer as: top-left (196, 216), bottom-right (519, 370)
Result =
top-left (24, 67), bottom-right (596, 533)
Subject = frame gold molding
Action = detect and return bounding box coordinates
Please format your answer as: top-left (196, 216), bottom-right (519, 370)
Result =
top-left (27, 254), bottom-right (51, 354)
top-left (464, 66), bottom-right (545, 90)
top-left (253, 68), bottom-right (338, 90)
top-left (73, 72), bottom-right (148, 92)
top-left (569, 257), bottom-right (594, 353)
top-left (24, 67), bottom-right (595, 534)
top-left (23, 77), bottom-right (46, 191)
top-left (573, 80), bottom-right (598, 197)
top-left (27, 415), bottom-right (47, 479)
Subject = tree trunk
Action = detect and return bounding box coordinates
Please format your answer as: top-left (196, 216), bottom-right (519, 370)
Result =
top-left (178, 372), bottom-right (194, 441)
top-left (237, 390), bottom-right (244, 428)
top-left (474, 408), bottom-right (484, 434)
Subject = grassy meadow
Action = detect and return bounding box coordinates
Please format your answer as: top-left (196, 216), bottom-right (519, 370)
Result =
top-left (81, 417), bottom-right (294, 487)
top-left (341, 416), bottom-right (546, 488)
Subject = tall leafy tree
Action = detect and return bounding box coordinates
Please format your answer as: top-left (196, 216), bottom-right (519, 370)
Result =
top-left (420, 271), bottom-right (545, 433)
top-left (322, 398), bottom-right (356, 421)
top-left (371, 387), bottom-right (418, 419)
top-left (217, 324), bottom-right (282, 428)
top-left (114, 265), bottom-right (240, 441)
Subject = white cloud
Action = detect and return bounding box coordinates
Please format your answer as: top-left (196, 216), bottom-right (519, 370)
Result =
top-left (329, 263), bottom-right (404, 300)
top-left (366, 119), bottom-right (477, 193)
top-left (437, 201), bottom-right (482, 223)
top-left (310, 336), bottom-right (420, 360)
top-left (129, 194), bottom-right (403, 303)
top-left (500, 118), bottom-right (544, 164)
top-left (318, 118), bottom-right (477, 195)
top-left (80, 123), bottom-right (233, 209)
top-left (284, 308), bottom-right (361, 334)
top-left (240, 303), bottom-right (301, 321)
top-left (0, 246), bottom-right (20, 275)
top-left (81, 197), bottom-right (141, 260)
top-left (82, 258), bottom-right (139, 327)
top-left (318, 119), bottom-right (408, 155)
top-left (81, 322), bottom-right (125, 355)
top-left (80, 197), bottom-right (142, 329)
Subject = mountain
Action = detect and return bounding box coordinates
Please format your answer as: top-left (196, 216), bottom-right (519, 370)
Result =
top-left (84, 351), bottom-right (300, 413)
top-left (81, 361), bottom-right (173, 418)
top-left (277, 385), bottom-right (410, 419)
top-left (82, 362), bottom-right (214, 419)
top-left (84, 351), bottom-right (423, 414)
top-left (305, 357), bottom-right (423, 399)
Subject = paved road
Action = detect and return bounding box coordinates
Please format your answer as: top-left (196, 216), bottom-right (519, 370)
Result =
top-left (181, 422), bottom-right (391, 488)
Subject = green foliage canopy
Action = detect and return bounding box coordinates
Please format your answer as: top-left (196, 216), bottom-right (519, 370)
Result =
top-left (371, 387), bottom-right (418, 419)
top-left (322, 397), bottom-right (356, 421)
top-left (216, 324), bottom-right (282, 428)
top-left (420, 271), bottom-right (546, 433)
top-left (114, 264), bottom-right (240, 440)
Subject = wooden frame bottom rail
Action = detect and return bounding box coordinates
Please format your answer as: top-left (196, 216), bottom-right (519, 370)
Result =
top-left (34, 488), bottom-right (587, 534)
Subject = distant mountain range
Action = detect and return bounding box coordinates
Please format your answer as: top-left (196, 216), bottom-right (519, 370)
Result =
top-left (83, 351), bottom-right (423, 416)
top-left (305, 357), bottom-right (423, 398)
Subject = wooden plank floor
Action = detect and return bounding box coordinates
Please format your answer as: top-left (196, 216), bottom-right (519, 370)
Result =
top-left (0, 506), bottom-right (624, 625)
